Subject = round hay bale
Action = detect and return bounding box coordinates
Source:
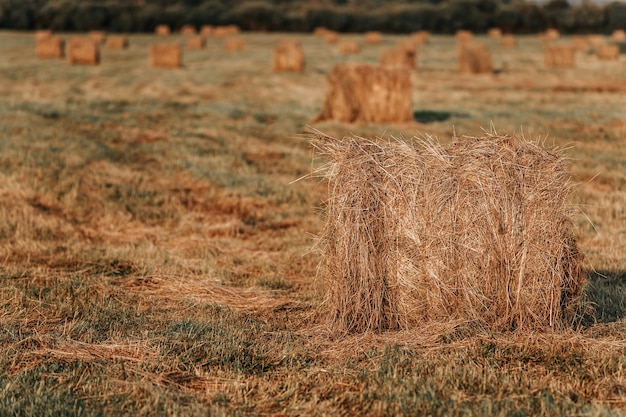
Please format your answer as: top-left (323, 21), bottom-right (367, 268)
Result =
top-left (545, 45), bottom-right (576, 68)
top-left (36, 36), bottom-right (64, 59)
top-left (67, 37), bottom-right (100, 65)
top-left (379, 47), bottom-right (417, 70)
top-left (150, 43), bottom-right (182, 68)
top-left (338, 40), bottom-right (360, 54)
top-left (458, 43), bottom-right (493, 74)
top-left (315, 64), bottom-right (413, 124)
top-left (312, 131), bottom-right (586, 334)
top-left (273, 39), bottom-right (305, 73)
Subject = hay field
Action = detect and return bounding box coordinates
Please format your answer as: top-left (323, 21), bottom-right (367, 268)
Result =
top-left (1, 30), bottom-right (625, 415)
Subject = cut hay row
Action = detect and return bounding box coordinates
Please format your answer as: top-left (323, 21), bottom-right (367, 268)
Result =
top-left (545, 45), bottom-right (576, 68)
top-left (150, 43), bottom-right (182, 68)
top-left (379, 47), bottom-right (417, 70)
top-left (273, 39), bottom-right (305, 73)
top-left (105, 35), bottom-right (128, 49)
top-left (67, 37), bottom-right (99, 65)
top-left (458, 43), bottom-right (493, 74)
top-left (315, 64), bottom-right (412, 124)
top-left (312, 131), bottom-right (585, 334)
top-left (36, 36), bottom-right (64, 59)
top-left (596, 44), bottom-right (619, 60)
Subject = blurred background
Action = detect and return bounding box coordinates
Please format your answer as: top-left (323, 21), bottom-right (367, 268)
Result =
top-left (0, 0), bottom-right (625, 34)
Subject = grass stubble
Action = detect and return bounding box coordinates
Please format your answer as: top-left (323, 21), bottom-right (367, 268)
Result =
top-left (0, 30), bottom-right (625, 416)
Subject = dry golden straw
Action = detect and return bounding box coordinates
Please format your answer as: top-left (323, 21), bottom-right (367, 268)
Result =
top-left (458, 43), bottom-right (493, 73)
top-left (105, 35), bottom-right (128, 49)
top-left (273, 39), bottom-right (305, 73)
top-left (150, 43), bottom-right (182, 68)
top-left (36, 36), bottom-right (64, 59)
top-left (67, 37), bottom-right (100, 65)
top-left (379, 47), bottom-right (417, 70)
top-left (315, 64), bottom-right (412, 123)
top-left (311, 130), bottom-right (586, 334)
top-left (545, 45), bottom-right (576, 68)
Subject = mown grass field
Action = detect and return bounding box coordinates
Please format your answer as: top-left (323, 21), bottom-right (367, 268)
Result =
top-left (1, 30), bottom-right (625, 416)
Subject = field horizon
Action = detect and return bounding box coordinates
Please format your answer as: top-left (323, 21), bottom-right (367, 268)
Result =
top-left (1, 30), bottom-right (625, 415)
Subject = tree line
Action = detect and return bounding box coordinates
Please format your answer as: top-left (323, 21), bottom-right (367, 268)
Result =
top-left (1, 0), bottom-right (625, 34)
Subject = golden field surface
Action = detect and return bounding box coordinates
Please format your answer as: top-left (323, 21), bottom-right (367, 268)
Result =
top-left (1, 30), bottom-right (625, 415)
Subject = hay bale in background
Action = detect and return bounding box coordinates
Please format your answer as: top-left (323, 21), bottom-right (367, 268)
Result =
top-left (214, 25), bottom-right (241, 38)
top-left (571, 36), bottom-right (590, 52)
top-left (105, 35), bottom-right (128, 49)
top-left (313, 27), bottom-right (329, 37)
top-left (186, 36), bottom-right (205, 50)
top-left (545, 45), bottom-right (576, 68)
top-left (612, 29), bottom-right (626, 42)
top-left (150, 43), bottom-right (182, 68)
top-left (411, 31), bottom-right (430, 45)
top-left (596, 45), bottom-right (619, 60)
top-left (88, 31), bottom-right (106, 45)
top-left (312, 131), bottom-right (585, 334)
top-left (67, 37), bottom-right (99, 65)
top-left (458, 43), bottom-right (493, 73)
top-left (224, 37), bottom-right (245, 52)
top-left (488, 28), bottom-right (502, 38)
top-left (364, 31), bottom-right (382, 45)
top-left (180, 24), bottom-right (197, 36)
top-left (500, 34), bottom-right (517, 48)
top-left (35, 30), bottom-right (52, 41)
top-left (155, 25), bottom-right (170, 36)
top-left (546, 28), bottom-right (560, 40)
top-left (587, 35), bottom-right (605, 48)
top-left (338, 40), bottom-right (360, 54)
top-left (315, 64), bottom-right (412, 124)
top-left (273, 39), bottom-right (305, 73)
top-left (324, 31), bottom-right (340, 44)
top-left (456, 30), bottom-right (473, 43)
top-left (379, 47), bottom-right (417, 70)
top-left (200, 25), bottom-right (214, 37)
top-left (36, 36), bottom-right (64, 59)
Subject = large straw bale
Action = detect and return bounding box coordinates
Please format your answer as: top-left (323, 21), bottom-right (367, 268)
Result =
top-left (180, 24), bottom-right (197, 36)
top-left (36, 36), bottom-right (64, 59)
top-left (379, 47), bottom-right (417, 70)
top-left (200, 25), bottom-right (214, 37)
top-left (312, 131), bottom-right (585, 334)
top-left (35, 30), bottom-right (52, 41)
top-left (155, 25), bottom-right (170, 36)
top-left (88, 31), bottom-right (106, 45)
top-left (150, 43), bottom-right (182, 68)
top-left (364, 31), bottom-right (382, 45)
top-left (338, 40), bottom-right (360, 54)
top-left (105, 35), bottom-right (128, 49)
top-left (315, 64), bottom-right (412, 124)
top-left (500, 34), bottom-right (517, 48)
top-left (458, 43), bottom-right (493, 73)
top-left (612, 29), bottom-right (626, 42)
top-left (596, 44), bottom-right (619, 60)
top-left (488, 28), bottom-right (502, 38)
top-left (224, 37), bottom-right (245, 52)
top-left (67, 37), bottom-right (100, 65)
top-left (587, 34), bottom-right (605, 48)
top-left (186, 36), bottom-right (205, 50)
top-left (273, 39), bottom-right (305, 72)
top-left (545, 45), bottom-right (576, 68)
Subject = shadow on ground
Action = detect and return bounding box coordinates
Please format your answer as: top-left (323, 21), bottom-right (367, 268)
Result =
top-left (582, 270), bottom-right (626, 325)
top-left (413, 110), bottom-right (470, 123)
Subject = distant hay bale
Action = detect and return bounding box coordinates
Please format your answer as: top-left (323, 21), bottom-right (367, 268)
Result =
top-left (314, 27), bottom-right (330, 37)
top-left (500, 34), bottom-right (517, 48)
top-left (546, 28), bottom-right (560, 40)
top-left (545, 45), bottom-right (576, 68)
top-left (200, 25), bottom-right (214, 37)
top-left (214, 25), bottom-right (241, 38)
top-left (315, 64), bottom-right (412, 124)
top-left (324, 31), bottom-right (340, 44)
top-left (224, 37), bottom-right (245, 52)
top-left (456, 30), bottom-right (473, 43)
top-left (411, 31), bottom-right (430, 45)
top-left (88, 31), bottom-right (106, 45)
top-left (612, 29), bottom-right (626, 42)
top-left (488, 28), bottom-right (502, 38)
top-left (379, 47), bottom-right (417, 70)
top-left (338, 40), bottom-right (360, 54)
top-left (36, 36), bottom-right (64, 59)
top-left (596, 44), bottom-right (619, 60)
top-left (273, 39), bottom-right (305, 73)
top-left (155, 25), bottom-right (170, 36)
top-left (571, 36), bottom-right (590, 52)
top-left (396, 39), bottom-right (417, 52)
top-left (312, 131), bottom-right (586, 334)
top-left (35, 30), bottom-right (52, 41)
top-left (105, 35), bottom-right (128, 49)
top-left (587, 34), bottom-right (605, 48)
top-left (364, 31), bottom-right (382, 45)
top-left (67, 37), bottom-right (100, 65)
top-left (186, 36), bottom-right (205, 50)
top-left (180, 24), bottom-right (197, 36)
top-left (150, 43), bottom-right (182, 68)
top-left (458, 43), bottom-right (493, 74)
